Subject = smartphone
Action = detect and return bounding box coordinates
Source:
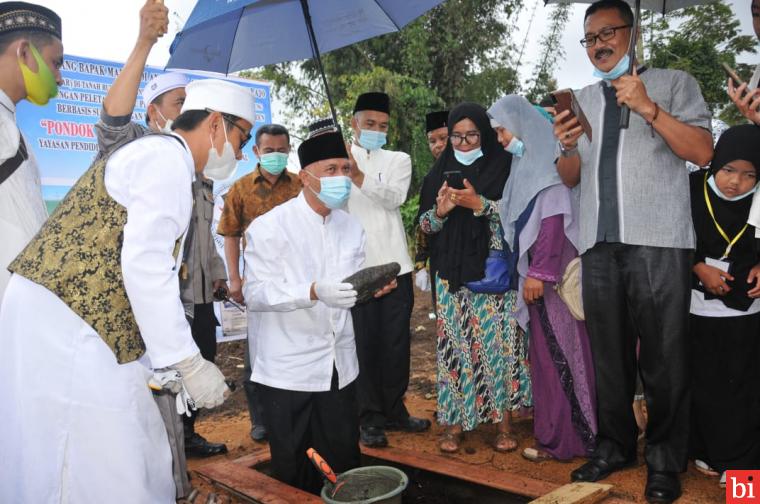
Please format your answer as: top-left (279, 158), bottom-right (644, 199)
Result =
top-left (551, 89), bottom-right (593, 142)
top-left (721, 62), bottom-right (745, 87)
top-left (443, 170), bottom-right (464, 190)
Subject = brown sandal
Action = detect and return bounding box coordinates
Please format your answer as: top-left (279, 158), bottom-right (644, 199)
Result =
top-left (493, 432), bottom-right (518, 453)
top-left (438, 431), bottom-right (463, 453)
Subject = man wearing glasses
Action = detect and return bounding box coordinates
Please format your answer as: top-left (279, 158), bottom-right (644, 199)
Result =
top-left (552, 0), bottom-right (713, 502)
top-left (1, 77), bottom-right (247, 504)
top-left (92, 4), bottom-right (231, 497)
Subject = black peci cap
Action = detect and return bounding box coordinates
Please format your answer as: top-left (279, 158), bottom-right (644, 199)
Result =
top-left (298, 131), bottom-right (348, 169)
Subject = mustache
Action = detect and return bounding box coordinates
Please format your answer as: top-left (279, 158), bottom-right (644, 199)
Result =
top-left (595, 48), bottom-right (614, 59)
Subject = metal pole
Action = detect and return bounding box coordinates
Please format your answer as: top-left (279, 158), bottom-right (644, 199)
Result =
top-left (300, 0), bottom-right (340, 128)
top-left (619, 0), bottom-right (640, 128)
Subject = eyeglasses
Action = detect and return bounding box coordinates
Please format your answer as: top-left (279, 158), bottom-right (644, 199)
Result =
top-left (206, 108), bottom-right (252, 149)
top-left (580, 25), bottom-right (631, 48)
top-left (449, 132), bottom-right (480, 146)
top-left (222, 113), bottom-right (252, 150)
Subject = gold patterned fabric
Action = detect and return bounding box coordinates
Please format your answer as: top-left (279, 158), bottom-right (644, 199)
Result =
top-left (10, 157), bottom-right (146, 363)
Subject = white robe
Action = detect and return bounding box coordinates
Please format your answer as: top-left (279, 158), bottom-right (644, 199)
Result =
top-left (0, 134), bottom-right (198, 503)
top-left (0, 90), bottom-right (48, 306)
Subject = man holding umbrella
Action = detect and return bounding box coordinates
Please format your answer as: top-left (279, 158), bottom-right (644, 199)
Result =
top-left (347, 92), bottom-right (430, 448)
top-left (553, 0), bottom-right (713, 501)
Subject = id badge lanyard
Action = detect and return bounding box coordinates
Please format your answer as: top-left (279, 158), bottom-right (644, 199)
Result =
top-left (704, 172), bottom-right (748, 260)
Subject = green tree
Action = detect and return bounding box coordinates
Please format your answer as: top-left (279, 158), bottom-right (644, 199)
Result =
top-left (643, 0), bottom-right (757, 124)
top-left (336, 67), bottom-right (443, 190)
top-left (525, 3), bottom-right (571, 103)
top-left (255, 0), bottom-right (523, 200)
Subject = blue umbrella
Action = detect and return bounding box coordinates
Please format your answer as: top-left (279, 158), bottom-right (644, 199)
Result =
top-left (167, 0), bottom-right (446, 124)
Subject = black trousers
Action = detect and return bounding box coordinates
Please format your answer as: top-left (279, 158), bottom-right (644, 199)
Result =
top-left (243, 338), bottom-right (266, 428)
top-left (690, 313), bottom-right (760, 472)
top-left (256, 371), bottom-right (361, 495)
top-left (582, 243), bottom-right (692, 472)
top-left (183, 303), bottom-right (218, 437)
top-left (352, 272), bottom-right (414, 428)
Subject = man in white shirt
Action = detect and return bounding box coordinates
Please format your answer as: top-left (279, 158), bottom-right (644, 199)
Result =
top-left (0, 78), bottom-right (253, 503)
top-left (244, 131), bottom-right (395, 494)
top-left (0, 2), bottom-right (62, 306)
top-left (94, 1), bottom-right (229, 467)
top-left (346, 92), bottom-right (429, 448)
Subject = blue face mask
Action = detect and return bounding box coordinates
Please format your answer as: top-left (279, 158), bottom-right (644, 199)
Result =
top-left (259, 152), bottom-right (288, 176)
top-left (454, 147), bottom-right (483, 166)
top-left (358, 129), bottom-right (387, 151)
top-left (707, 174), bottom-right (757, 201)
top-left (306, 171), bottom-right (352, 209)
top-left (593, 53), bottom-right (630, 81)
top-left (505, 137), bottom-right (525, 157)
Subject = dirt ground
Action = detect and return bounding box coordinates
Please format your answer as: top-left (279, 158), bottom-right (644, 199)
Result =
top-left (187, 287), bottom-right (726, 503)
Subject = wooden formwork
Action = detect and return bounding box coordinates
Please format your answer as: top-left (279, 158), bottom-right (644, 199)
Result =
top-left (194, 445), bottom-right (633, 504)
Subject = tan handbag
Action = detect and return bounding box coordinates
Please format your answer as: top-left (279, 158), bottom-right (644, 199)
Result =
top-left (554, 257), bottom-right (585, 321)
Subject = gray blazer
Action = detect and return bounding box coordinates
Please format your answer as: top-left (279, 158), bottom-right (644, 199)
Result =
top-left (571, 68), bottom-right (712, 255)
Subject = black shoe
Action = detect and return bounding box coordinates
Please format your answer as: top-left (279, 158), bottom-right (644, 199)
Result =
top-left (571, 457), bottom-right (635, 482)
top-left (249, 425), bottom-right (267, 443)
top-left (385, 416), bottom-right (432, 433)
top-left (185, 433), bottom-right (228, 458)
top-left (360, 426), bottom-right (388, 448)
top-left (645, 470), bottom-right (681, 504)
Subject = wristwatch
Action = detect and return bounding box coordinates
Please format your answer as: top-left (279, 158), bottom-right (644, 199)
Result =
top-left (559, 141), bottom-right (578, 158)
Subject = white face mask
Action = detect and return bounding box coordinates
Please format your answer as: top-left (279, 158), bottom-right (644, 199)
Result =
top-left (156, 109), bottom-right (173, 134)
top-left (204, 125), bottom-right (238, 181)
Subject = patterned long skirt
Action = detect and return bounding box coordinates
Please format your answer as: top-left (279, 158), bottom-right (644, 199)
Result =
top-left (435, 277), bottom-right (532, 431)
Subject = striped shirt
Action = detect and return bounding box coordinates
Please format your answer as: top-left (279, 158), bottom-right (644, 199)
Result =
top-left (571, 68), bottom-right (711, 255)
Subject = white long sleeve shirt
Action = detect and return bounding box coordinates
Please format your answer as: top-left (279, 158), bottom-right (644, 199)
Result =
top-left (243, 193), bottom-right (365, 392)
top-left (0, 90), bottom-right (48, 305)
top-left (348, 144), bottom-right (413, 275)
top-left (105, 133), bottom-right (199, 369)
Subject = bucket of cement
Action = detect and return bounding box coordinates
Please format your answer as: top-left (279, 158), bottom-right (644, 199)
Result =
top-left (321, 466), bottom-right (408, 504)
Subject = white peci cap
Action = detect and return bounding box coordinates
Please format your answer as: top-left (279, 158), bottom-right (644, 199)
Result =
top-left (180, 79), bottom-right (256, 126)
top-left (142, 72), bottom-right (190, 106)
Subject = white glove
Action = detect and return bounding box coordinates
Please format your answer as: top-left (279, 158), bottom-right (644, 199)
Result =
top-left (314, 282), bottom-right (358, 309)
top-left (169, 353), bottom-right (229, 409)
top-left (415, 269), bottom-right (431, 292)
top-left (148, 370), bottom-right (196, 416)
top-left (149, 369), bottom-right (183, 394)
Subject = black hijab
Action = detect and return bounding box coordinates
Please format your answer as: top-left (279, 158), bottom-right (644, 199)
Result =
top-left (690, 124), bottom-right (760, 311)
top-left (418, 103), bottom-right (512, 291)
top-left (709, 124), bottom-right (760, 176)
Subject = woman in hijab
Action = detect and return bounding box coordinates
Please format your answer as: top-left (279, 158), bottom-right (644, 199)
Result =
top-left (418, 103), bottom-right (531, 454)
top-left (688, 124), bottom-right (760, 486)
top-left (488, 95), bottom-right (596, 462)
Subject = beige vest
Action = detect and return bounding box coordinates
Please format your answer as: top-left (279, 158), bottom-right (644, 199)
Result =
top-left (9, 138), bottom-right (183, 364)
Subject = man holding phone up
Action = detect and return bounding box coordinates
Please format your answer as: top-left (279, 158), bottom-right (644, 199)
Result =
top-left (553, 0), bottom-right (713, 502)
top-left (727, 0), bottom-right (760, 125)
top-left (346, 92), bottom-right (429, 449)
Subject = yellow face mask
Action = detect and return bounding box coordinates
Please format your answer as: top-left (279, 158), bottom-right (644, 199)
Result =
top-left (18, 43), bottom-right (58, 106)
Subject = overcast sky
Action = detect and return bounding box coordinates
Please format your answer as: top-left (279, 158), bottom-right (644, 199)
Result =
top-left (35, 0), bottom-right (757, 119)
